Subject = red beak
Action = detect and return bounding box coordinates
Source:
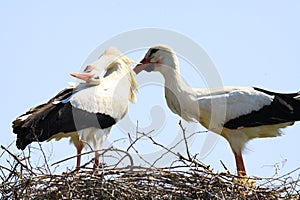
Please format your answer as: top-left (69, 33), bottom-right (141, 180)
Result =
top-left (133, 58), bottom-right (150, 74)
top-left (70, 72), bottom-right (94, 82)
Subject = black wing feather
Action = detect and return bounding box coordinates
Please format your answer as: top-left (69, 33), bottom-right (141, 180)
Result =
top-left (13, 88), bottom-right (116, 150)
top-left (224, 87), bottom-right (300, 129)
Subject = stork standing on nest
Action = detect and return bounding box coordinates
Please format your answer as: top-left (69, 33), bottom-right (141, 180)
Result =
top-left (133, 45), bottom-right (300, 176)
top-left (13, 47), bottom-right (138, 169)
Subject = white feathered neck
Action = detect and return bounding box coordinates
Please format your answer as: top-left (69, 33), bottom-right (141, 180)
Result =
top-left (156, 54), bottom-right (200, 122)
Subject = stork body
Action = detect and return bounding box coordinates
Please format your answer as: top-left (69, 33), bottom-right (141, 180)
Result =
top-left (13, 47), bottom-right (137, 168)
top-left (133, 45), bottom-right (300, 176)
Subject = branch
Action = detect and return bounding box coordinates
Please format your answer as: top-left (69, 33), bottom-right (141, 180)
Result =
top-left (179, 120), bottom-right (192, 160)
top-left (0, 145), bottom-right (36, 176)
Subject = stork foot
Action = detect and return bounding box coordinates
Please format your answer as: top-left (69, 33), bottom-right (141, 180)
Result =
top-left (234, 175), bottom-right (256, 188)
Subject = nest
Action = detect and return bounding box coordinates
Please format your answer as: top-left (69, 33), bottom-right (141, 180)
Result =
top-left (1, 149), bottom-right (300, 199)
top-left (1, 124), bottom-right (300, 199)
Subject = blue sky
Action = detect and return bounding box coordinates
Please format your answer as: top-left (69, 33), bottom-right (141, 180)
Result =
top-left (1, 1), bottom-right (300, 178)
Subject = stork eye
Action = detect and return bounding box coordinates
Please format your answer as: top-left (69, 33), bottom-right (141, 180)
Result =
top-left (93, 76), bottom-right (100, 79)
top-left (149, 48), bottom-right (159, 56)
top-left (84, 65), bottom-right (94, 73)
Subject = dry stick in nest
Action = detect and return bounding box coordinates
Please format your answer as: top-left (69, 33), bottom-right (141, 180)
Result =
top-left (178, 120), bottom-right (192, 161)
top-left (126, 124), bottom-right (179, 168)
top-left (24, 146), bottom-right (34, 174)
top-left (51, 147), bottom-right (135, 171)
top-left (258, 166), bottom-right (300, 190)
top-left (136, 131), bottom-right (180, 168)
top-left (127, 132), bottom-right (154, 167)
top-left (0, 164), bottom-right (15, 181)
top-left (220, 160), bottom-right (231, 174)
top-left (132, 123), bottom-right (209, 169)
top-left (126, 129), bottom-right (154, 152)
top-left (2, 161), bottom-right (19, 183)
top-left (36, 140), bottom-right (52, 175)
top-left (127, 121), bottom-right (183, 167)
top-left (1, 145), bottom-right (36, 176)
top-left (126, 128), bottom-right (157, 167)
top-left (1, 138), bottom-right (300, 198)
top-left (177, 121), bottom-right (210, 170)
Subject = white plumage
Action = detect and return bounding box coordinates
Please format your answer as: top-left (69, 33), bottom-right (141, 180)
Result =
top-left (13, 47), bottom-right (138, 169)
top-left (133, 45), bottom-right (300, 176)
top-left (70, 51), bottom-right (136, 119)
top-left (69, 47), bottom-right (137, 166)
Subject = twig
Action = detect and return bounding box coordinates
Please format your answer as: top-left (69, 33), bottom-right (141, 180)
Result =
top-left (220, 160), bottom-right (230, 174)
top-left (52, 147), bottom-right (134, 169)
top-left (126, 132), bottom-right (153, 167)
top-left (0, 141), bottom-right (13, 158)
top-left (277, 166), bottom-right (300, 180)
top-left (104, 147), bottom-right (134, 169)
top-left (179, 120), bottom-right (192, 161)
top-left (4, 162), bottom-right (19, 183)
top-left (36, 141), bottom-right (51, 175)
top-left (177, 152), bottom-right (210, 170)
top-left (1, 120), bottom-right (300, 199)
top-left (51, 150), bottom-right (97, 166)
top-left (126, 130), bottom-right (154, 152)
top-left (0, 145), bottom-right (36, 176)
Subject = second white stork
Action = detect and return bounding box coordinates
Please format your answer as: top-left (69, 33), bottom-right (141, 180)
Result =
top-left (13, 47), bottom-right (138, 169)
top-left (133, 45), bottom-right (300, 176)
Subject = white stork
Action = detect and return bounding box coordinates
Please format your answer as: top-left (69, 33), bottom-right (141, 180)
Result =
top-left (13, 47), bottom-right (138, 169)
top-left (133, 45), bottom-right (300, 176)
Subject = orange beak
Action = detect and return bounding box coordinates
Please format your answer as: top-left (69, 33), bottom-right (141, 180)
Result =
top-left (70, 72), bottom-right (94, 82)
top-left (133, 58), bottom-right (151, 74)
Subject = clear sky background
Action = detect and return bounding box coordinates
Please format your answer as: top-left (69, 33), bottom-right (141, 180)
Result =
top-left (1, 1), bottom-right (300, 179)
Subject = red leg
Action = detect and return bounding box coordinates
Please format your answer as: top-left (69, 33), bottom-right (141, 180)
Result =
top-left (94, 151), bottom-right (100, 169)
top-left (76, 143), bottom-right (83, 169)
top-left (234, 151), bottom-right (247, 176)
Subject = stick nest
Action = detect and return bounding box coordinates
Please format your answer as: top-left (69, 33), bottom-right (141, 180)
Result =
top-left (1, 149), bottom-right (299, 199)
top-left (1, 123), bottom-right (299, 199)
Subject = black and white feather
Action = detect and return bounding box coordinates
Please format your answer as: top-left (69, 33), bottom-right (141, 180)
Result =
top-left (13, 47), bottom-right (138, 167)
top-left (133, 45), bottom-right (300, 176)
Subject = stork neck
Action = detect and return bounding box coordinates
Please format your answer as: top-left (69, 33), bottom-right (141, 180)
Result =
top-left (159, 60), bottom-right (199, 122)
top-left (161, 66), bottom-right (191, 94)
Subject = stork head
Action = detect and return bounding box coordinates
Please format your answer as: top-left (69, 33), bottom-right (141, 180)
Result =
top-left (70, 47), bottom-right (134, 86)
top-left (70, 65), bottom-right (101, 86)
top-left (71, 47), bottom-right (138, 102)
top-left (133, 45), bottom-right (179, 75)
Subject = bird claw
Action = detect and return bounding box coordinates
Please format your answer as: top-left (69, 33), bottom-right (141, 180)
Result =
top-left (234, 175), bottom-right (256, 188)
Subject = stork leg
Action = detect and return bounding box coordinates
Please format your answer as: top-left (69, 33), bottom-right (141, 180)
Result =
top-left (234, 151), bottom-right (247, 176)
top-left (94, 151), bottom-right (100, 169)
top-left (76, 143), bottom-right (83, 169)
top-left (233, 151), bottom-right (256, 187)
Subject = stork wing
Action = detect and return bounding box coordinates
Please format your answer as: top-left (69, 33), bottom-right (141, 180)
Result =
top-left (12, 86), bottom-right (116, 150)
top-left (224, 87), bottom-right (300, 129)
top-left (196, 87), bottom-right (276, 129)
